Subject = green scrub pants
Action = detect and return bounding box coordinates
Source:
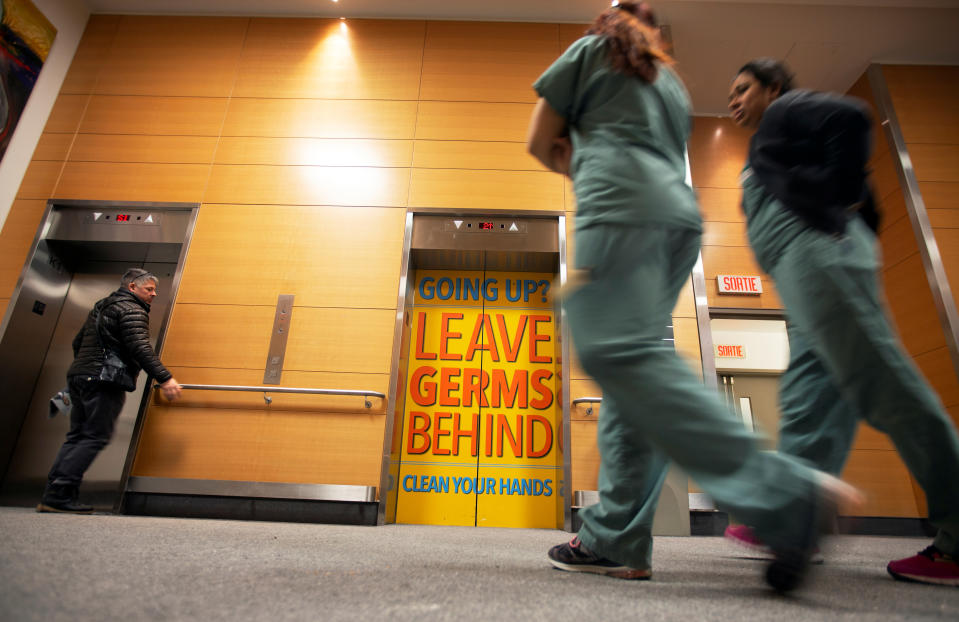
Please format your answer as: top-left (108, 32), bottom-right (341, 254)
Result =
top-left (778, 325), bottom-right (858, 476)
top-left (763, 216), bottom-right (959, 556)
top-left (566, 223), bottom-right (822, 570)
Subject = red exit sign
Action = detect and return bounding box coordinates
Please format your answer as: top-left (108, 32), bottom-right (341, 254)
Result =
top-left (717, 275), bottom-right (762, 294)
top-left (716, 344), bottom-right (746, 358)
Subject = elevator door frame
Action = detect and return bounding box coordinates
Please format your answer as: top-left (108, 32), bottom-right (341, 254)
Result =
top-left (0, 199), bottom-right (199, 510)
top-left (378, 208), bottom-right (572, 529)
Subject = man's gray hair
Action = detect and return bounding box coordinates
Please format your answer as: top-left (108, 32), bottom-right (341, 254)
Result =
top-left (121, 268), bottom-right (158, 288)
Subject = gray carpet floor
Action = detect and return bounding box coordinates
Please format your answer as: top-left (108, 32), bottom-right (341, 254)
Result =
top-left (1, 507), bottom-right (957, 621)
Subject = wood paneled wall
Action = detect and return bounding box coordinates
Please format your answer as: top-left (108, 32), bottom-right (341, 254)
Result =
top-left (3, 15), bottom-right (948, 517)
top-left (846, 66), bottom-right (959, 516)
top-left (0, 15), bottom-right (586, 491)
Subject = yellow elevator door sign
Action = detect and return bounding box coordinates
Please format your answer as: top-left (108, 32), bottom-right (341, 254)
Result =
top-left (395, 270), bottom-right (563, 528)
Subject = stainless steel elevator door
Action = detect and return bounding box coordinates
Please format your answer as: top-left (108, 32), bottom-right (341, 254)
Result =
top-left (2, 262), bottom-right (175, 504)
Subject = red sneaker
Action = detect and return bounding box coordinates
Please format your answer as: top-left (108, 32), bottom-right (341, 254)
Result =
top-left (887, 545), bottom-right (959, 587)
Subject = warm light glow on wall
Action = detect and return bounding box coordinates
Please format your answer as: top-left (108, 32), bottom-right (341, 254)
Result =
top-left (293, 138), bottom-right (397, 168)
top-left (308, 20), bottom-right (356, 76)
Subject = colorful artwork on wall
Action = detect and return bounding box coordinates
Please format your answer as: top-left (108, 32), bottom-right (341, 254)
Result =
top-left (1, 0), bottom-right (57, 163)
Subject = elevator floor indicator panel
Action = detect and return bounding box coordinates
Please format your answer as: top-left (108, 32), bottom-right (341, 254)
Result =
top-left (395, 269), bottom-right (563, 528)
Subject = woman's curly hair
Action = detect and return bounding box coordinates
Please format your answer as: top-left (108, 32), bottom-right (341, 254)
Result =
top-left (586, 1), bottom-right (672, 83)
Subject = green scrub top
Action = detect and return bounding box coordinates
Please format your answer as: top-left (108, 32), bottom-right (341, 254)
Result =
top-left (533, 34), bottom-right (701, 233)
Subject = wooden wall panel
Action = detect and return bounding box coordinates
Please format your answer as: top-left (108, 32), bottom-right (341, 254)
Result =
top-left (54, 162), bottom-right (210, 203)
top-left (852, 423), bottom-right (897, 452)
top-left (702, 219), bottom-right (748, 248)
top-left (32, 133), bottom-right (74, 162)
top-left (842, 450), bottom-right (922, 517)
top-left (94, 16), bottom-right (249, 97)
top-left (79, 96), bottom-right (229, 136)
top-left (415, 101), bottom-right (534, 142)
top-left (409, 169), bottom-right (563, 211)
top-left (570, 421), bottom-right (599, 492)
top-left (883, 65), bottom-right (959, 145)
top-left (915, 346), bottom-right (959, 410)
top-left (420, 22), bottom-right (559, 103)
top-left (68, 135), bottom-right (218, 164)
top-left (131, 405), bottom-right (385, 486)
top-left (213, 137), bottom-right (413, 168)
top-left (921, 181), bottom-right (959, 214)
top-left (221, 98), bottom-right (418, 140)
top-left (233, 18), bottom-right (426, 101)
top-left (909, 144), bottom-right (959, 183)
top-left (203, 164), bottom-right (409, 207)
top-left (697, 187), bottom-right (745, 223)
top-left (161, 304), bottom-right (276, 369)
top-left (673, 317), bottom-right (702, 371)
top-left (687, 117), bottom-right (751, 189)
top-left (284, 307), bottom-right (395, 375)
top-left (59, 15), bottom-right (119, 95)
top-left (883, 254), bottom-right (949, 358)
top-left (412, 140), bottom-right (544, 171)
top-left (43, 94), bottom-right (89, 134)
top-left (178, 204), bottom-right (407, 308)
top-left (162, 305), bottom-right (393, 375)
top-left (283, 206), bottom-right (407, 309)
top-left (559, 24), bottom-right (589, 51)
top-left (878, 213), bottom-right (920, 271)
top-left (15, 161), bottom-right (61, 199)
top-left (175, 205), bottom-right (295, 306)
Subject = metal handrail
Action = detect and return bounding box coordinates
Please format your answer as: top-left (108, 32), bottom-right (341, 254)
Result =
top-left (156, 383), bottom-right (386, 408)
top-left (571, 396), bottom-right (603, 416)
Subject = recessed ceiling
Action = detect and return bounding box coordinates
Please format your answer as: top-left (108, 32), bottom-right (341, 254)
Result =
top-left (84, 0), bottom-right (959, 114)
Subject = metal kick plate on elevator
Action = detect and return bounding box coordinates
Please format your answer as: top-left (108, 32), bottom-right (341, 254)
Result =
top-left (444, 218), bottom-right (528, 234)
top-left (263, 294), bottom-right (294, 385)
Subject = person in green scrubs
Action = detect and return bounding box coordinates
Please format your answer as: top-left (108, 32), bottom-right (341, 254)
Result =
top-left (727, 58), bottom-right (959, 587)
top-left (526, 2), bottom-right (859, 592)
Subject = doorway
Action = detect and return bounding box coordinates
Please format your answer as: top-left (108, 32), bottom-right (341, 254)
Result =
top-left (0, 201), bottom-right (197, 509)
top-left (380, 211), bottom-right (571, 529)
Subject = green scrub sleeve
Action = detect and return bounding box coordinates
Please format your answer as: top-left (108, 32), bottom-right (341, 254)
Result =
top-left (532, 35), bottom-right (602, 124)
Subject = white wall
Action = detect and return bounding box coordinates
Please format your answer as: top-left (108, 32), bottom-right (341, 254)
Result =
top-left (0, 0), bottom-right (90, 230)
top-left (711, 318), bottom-right (790, 373)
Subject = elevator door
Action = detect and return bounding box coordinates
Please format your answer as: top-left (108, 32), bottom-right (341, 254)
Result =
top-left (1, 262), bottom-right (175, 506)
top-left (395, 268), bottom-right (563, 528)
top-left (718, 373), bottom-right (782, 449)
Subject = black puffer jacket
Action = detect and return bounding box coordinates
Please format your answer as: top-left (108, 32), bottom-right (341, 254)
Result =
top-left (68, 288), bottom-right (172, 388)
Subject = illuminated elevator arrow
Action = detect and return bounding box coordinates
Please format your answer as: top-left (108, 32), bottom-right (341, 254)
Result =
top-left (509, 222), bottom-right (519, 232)
top-left (453, 220), bottom-right (463, 229)
top-left (93, 212), bottom-right (103, 221)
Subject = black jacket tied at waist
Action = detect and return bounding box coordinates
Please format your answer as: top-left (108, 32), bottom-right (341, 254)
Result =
top-left (749, 89), bottom-right (880, 235)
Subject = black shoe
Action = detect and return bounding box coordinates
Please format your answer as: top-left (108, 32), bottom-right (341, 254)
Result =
top-left (766, 473), bottom-right (864, 593)
top-left (548, 537), bottom-right (651, 580)
top-left (36, 483), bottom-right (93, 514)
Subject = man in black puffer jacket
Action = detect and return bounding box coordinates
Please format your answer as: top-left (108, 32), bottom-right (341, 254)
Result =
top-left (38, 268), bottom-right (182, 513)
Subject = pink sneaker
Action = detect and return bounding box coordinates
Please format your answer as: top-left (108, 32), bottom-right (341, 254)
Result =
top-left (725, 524), bottom-right (772, 554)
top-left (725, 524), bottom-right (824, 564)
top-left (887, 545), bottom-right (959, 587)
